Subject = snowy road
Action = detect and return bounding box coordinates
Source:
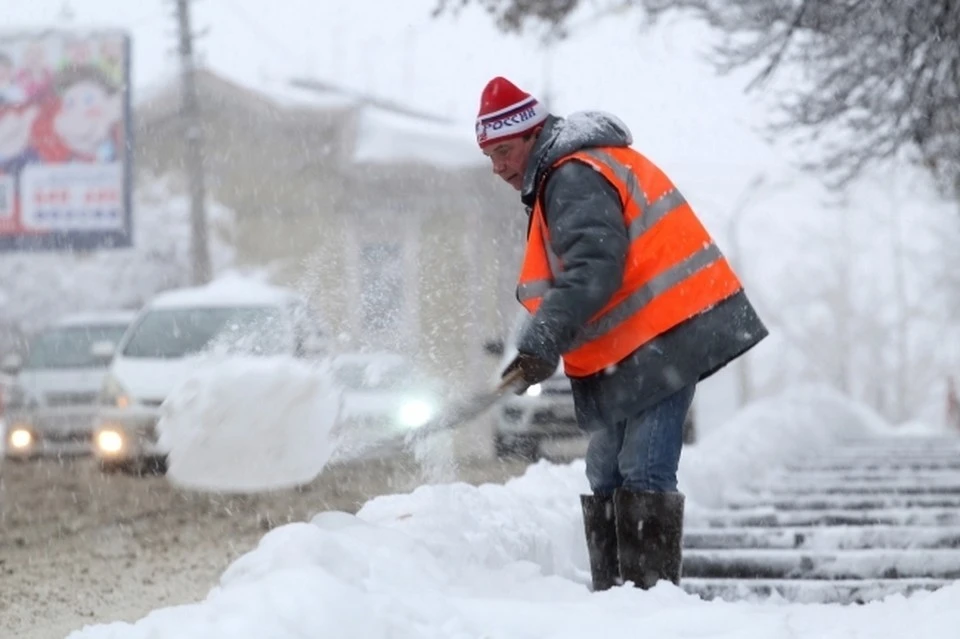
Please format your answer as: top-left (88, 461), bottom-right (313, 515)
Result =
top-left (0, 455), bottom-right (531, 639)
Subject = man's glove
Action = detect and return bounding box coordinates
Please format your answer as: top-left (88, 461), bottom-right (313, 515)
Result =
top-left (501, 351), bottom-right (557, 394)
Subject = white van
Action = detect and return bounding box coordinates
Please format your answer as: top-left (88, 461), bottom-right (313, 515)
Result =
top-left (2, 311), bottom-right (137, 459)
top-left (92, 277), bottom-right (328, 474)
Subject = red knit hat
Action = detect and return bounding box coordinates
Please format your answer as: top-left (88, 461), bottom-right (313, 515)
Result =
top-left (475, 76), bottom-right (548, 149)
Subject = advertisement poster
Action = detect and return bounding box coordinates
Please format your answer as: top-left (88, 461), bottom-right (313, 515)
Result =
top-left (0, 30), bottom-right (132, 251)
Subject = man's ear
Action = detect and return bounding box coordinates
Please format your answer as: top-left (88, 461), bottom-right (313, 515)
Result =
top-left (524, 125), bottom-right (545, 145)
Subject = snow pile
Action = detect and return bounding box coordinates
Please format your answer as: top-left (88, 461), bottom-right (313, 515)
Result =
top-left (67, 457), bottom-right (960, 639)
top-left (357, 460), bottom-right (592, 583)
top-left (158, 356), bottom-right (341, 493)
top-left (67, 384), bottom-right (960, 639)
top-left (883, 418), bottom-right (955, 437)
top-left (679, 384), bottom-right (890, 509)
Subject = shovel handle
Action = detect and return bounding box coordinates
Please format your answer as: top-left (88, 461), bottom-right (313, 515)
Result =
top-left (497, 367), bottom-right (526, 393)
top-left (403, 367), bottom-right (529, 444)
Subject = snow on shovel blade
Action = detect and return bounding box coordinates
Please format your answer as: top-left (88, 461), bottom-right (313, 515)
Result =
top-left (159, 357), bottom-right (341, 493)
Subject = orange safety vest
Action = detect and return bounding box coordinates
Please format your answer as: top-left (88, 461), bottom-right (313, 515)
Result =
top-left (516, 146), bottom-right (743, 378)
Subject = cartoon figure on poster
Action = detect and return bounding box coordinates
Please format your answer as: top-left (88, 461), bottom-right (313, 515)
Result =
top-left (0, 51), bottom-right (27, 103)
top-left (31, 64), bottom-right (122, 163)
top-left (0, 50), bottom-right (39, 175)
top-left (0, 31), bottom-right (129, 247)
top-left (0, 50), bottom-right (40, 227)
top-left (0, 100), bottom-right (39, 173)
top-left (16, 41), bottom-right (53, 102)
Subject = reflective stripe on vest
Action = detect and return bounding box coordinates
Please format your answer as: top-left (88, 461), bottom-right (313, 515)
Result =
top-left (516, 145), bottom-right (743, 377)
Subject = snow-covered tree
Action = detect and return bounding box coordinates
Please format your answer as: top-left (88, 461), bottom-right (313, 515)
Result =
top-left (436, 0), bottom-right (960, 194)
top-left (743, 168), bottom-right (960, 424)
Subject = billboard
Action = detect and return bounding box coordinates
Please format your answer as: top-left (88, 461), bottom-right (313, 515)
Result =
top-left (0, 30), bottom-right (132, 251)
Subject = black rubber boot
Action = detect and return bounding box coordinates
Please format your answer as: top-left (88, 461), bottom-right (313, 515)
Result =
top-left (580, 494), bottom-right (621, 591)
top-left (613, 489), bottom-right (685, 589)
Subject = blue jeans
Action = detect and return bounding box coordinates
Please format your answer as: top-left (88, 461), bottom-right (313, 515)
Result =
top-left (584, 384), bottom-right (696, 494)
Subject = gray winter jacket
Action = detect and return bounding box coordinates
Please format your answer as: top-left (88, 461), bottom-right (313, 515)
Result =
top-left (514, 113), bottom-right (768, 429)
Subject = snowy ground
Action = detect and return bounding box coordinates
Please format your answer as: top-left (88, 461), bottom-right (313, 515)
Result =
top-left (39, 364), bottom-right (957, 639)
top-left (0, 454), bottom-right (531, 639)
top-left (63, 462), bottom-right (960, 639)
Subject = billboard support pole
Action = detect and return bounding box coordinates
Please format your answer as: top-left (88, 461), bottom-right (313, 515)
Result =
top-left (175, 0), bottom-right (211, 285)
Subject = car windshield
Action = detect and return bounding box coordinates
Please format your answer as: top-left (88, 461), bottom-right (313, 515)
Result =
top-left (333, 360), bottom-right (413, 391)
top-left (24, 325), bottom-right (128, 370)
top-left (121, 306), bottom-right (289, 359)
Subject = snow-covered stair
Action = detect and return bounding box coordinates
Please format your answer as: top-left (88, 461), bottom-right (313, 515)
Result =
top-left (681, 434), bottom-right (960, 604)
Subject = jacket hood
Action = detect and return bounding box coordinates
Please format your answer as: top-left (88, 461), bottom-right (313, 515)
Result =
top-left (521, 111), bottom-right (633, 206)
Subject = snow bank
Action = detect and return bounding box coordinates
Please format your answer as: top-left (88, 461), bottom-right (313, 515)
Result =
top-left (158, 357), bottom-right (341, 493)
top-left (68, 385), bottom-right (960, 639)
top-left (67, 458), bottom-right (960, 639)
top-left (884, 419), bottom-right (954, 437)
top-left (679, 384), bottom-right (890, 509)
top-left (357, 460), bottom-right (592, 583)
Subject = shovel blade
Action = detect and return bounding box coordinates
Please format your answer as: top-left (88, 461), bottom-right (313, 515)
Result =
top-left (407, 369), bottom-right (525, 442)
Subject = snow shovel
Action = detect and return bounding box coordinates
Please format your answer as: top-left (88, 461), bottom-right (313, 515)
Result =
top-left (404, 368), bottom-right (526, 445)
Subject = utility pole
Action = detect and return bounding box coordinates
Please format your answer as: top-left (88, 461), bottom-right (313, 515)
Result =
top-left (174, 0), bottom-right (211, 285)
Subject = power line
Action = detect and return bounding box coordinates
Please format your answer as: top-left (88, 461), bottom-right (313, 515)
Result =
top-left (227, 0), bottom-right (302, 62)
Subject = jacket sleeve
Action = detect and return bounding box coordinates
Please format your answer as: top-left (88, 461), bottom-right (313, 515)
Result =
top-left (516, 160), bottom-right (628, 363)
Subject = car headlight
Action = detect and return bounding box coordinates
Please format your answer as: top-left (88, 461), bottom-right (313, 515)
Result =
top-left (8, 426), bottom-right (33, 450)
top-left (397, 399), bottom-right (434, 429)
top-left (96, 428), bottom-right (125, 454)
top-left (100, 374), bottom-right (131, 408)
top-left (525, 383), bottom-right (543, 397)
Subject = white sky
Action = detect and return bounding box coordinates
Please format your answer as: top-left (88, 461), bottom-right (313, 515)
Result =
top-left (3, 0), bottom-right (777, 200)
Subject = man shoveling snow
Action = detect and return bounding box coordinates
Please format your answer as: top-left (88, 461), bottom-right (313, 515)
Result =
top-left (159, 77), bottom-right (767, 598)
top-left (473, 76), bottom-right (767, 591)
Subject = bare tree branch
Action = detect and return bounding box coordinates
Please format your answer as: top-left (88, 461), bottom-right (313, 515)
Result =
top-left (435, 0), bottom-right (960, 195)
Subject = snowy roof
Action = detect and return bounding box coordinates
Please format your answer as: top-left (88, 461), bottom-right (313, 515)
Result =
top-left (147, 275), bottom-right (301, 310)
top-left (256, 74), bottom-right (357, 112)
top-left (53, 310), bottom-right (138, 328)
top-left (287, 77), bottom-right (455, 123)
top-left (137, 70), bottom-right (484, 170)
top-left (352, 105), bottom-right (484, 168)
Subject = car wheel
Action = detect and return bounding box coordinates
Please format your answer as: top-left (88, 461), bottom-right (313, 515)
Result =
top-left (145, 455), bottom-right (168, 475)
top-left (495, 434), bottom-right (540, 461)
top-left (101, 456), bottom-right (167, 477)
top-left (99, 459), bottom-right (131, 474)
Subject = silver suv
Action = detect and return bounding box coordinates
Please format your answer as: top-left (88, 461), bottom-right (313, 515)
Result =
top-left (2, 311), bottom-right (136, 459)
top-left (485, 315), bottom-right (581, 460)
